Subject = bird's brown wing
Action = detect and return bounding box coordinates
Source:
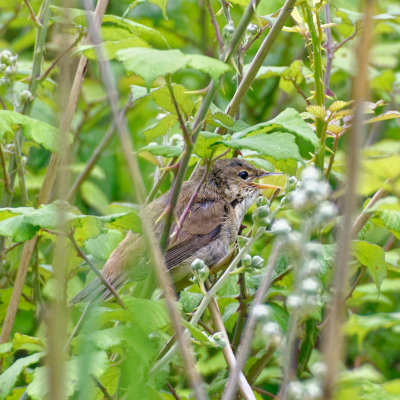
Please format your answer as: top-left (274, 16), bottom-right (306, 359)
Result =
top-left (165, 200), bottom-right (227, 269)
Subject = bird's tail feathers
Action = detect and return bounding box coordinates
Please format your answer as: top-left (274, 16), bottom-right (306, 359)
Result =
top-left (70, 273), bottom-right (128, 304)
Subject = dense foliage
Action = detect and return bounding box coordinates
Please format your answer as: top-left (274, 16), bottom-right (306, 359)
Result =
top-left (0, 0), bottom-right (399, 399)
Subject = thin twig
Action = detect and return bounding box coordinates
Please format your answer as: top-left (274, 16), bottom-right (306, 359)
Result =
top-left (334, 25), bottom-right (359, 52)
top-left (167, 382), bottom-right (182, 400)
top-left (231, 272), bottom-right (247, 350)
top-left (207, 288), bottom-right (256, 400)
top-left (322, 2), bottom-right (375, 398)
top-left (217, 0), bottom-right (297, 132)
top-left (0, 144), bottom-right (11, 194)
top-left (252, 386), bottom-right (276, 399)
top-left (345, 266), bottom-right (366, 302)
top-left (92, 375), bottom-right (113, 400)
top-left (166, 78), bottom-right (191, 146)
top-left (38, 31), bottom-right (84, 82)
top-left (171, 162), bottom-right (210, 240)
top-left (207, 0), bottom-right (224, 53)
top-left (325, 134), bottom-right (339, 180)
top-left (351, 187), bottom-right (387, 238)
top-left (246, 344), bottom-right (277, 386)
top-left (69, 234), bottom-right (126, 309)
top-left (23, 0), bottom-right (42, 28)
top-left (66, 98), bottom-right (132, 202)
top-left (222, 241), bottom-right (282, 400)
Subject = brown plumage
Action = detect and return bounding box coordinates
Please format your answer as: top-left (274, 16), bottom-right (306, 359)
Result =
top-left (71, 158), bottom-right (277, 303)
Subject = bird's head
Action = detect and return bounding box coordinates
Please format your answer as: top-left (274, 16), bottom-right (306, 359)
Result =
top-left (208, 158), bottom-right (280, 206)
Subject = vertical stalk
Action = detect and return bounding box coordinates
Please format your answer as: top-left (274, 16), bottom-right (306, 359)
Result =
top-left (304, 6), bottom-right (326, 171)
top-left (322, 1), bottom-right (374, 398)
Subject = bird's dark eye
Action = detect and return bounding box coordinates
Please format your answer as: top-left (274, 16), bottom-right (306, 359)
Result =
top-left (238, 170), bottom-right (249, 180)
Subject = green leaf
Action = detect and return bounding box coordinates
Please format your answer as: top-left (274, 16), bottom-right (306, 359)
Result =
top-left (352, 240), bottom-right (387, 289)
top-left (0, 203), bottom-right (141, 242)
top-left (279, 60), bottom-right (309, 94)
top-left (371, 70), bottom-right (395, 92)
top-left (233, 108), bottom-right (318, 147)
top-left (182, 320), bottom-right (214, 345)
top-left (130, 85), bottom-right (151, 102)
top-left (243, 157), bottom-right (274, 172)
top-left (194, 131), bottom-right (226, 159)
top-left (179, 290), bottom-right (203, 313)
top-left (139, 144), bottom-right (183, 158)
top-left (84, 230), bottom-right (124, 261)
top-left (143, 114), bottom-right (178, 142)
top-left (185, 54), bottom-right (231, 82)
top-left (77, 38), bottom-right (149, 60)
top-left (116, 48), bottom-right (230, 86)
top-left (344, 312), bottom-right (400, 345)
top-left (80, 181), bottom-right (109, 214)
top-left (0, 110), bottom-right (72, 153)
top-left (219, 132), bottom-right (302, 162)
top-left (27, 351), bottom-right (108, 400)
top-left (0, 352), bottom-right (45, 400)
top-left (152, 84), bottom-right (195, 116)
top-left (124, 298), bottom-right (170, 334)
top-left (251, 65), bottom-right (287, 80)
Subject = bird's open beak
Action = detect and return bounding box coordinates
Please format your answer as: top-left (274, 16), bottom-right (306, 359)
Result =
top-left (250, 172), bottom-right (282, 191)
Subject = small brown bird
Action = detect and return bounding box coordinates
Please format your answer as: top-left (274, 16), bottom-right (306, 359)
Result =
top-left (72, 158), bottom-right (279, 303)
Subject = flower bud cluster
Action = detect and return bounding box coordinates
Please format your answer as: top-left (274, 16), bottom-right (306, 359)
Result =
top-left (252, 196), bottom-right (271, 227)
top-left (222, 23), bottom-right (235, 43)
top-left (242, 253), bottom-right (264, 271)
top-left (286, 246), bottom-right (324, 318)
top-left (210, 332), bottom-right (227, 349)
top-left (190, 258), bottom-right (209, 284)
top-left (0, 50), bottom-right (17, 77)
top-left (287, 379), bottom-right (323, 400)
top-left (253, 304), bottom-right (283, 347)
top-left (286, 361), bottom-right (326, 400)
top-left (289, 166), bottom-right (331, 211)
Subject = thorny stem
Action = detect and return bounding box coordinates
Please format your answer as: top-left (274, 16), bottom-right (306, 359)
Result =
top-left (304, 6), bottom-right (326, 172)
top-left (322, 1), bottom-right (375, 398)
top-left (323, 4), bottom-right (334, 97)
